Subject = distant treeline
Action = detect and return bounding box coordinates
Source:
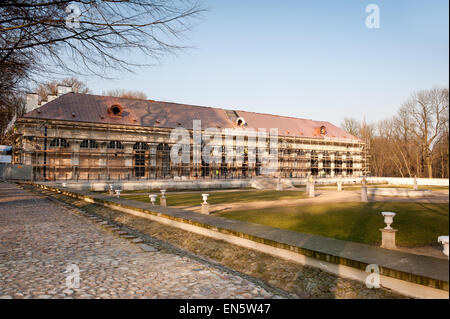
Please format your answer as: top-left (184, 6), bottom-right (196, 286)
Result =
top-left (342, 88), bottom-right (449, 178)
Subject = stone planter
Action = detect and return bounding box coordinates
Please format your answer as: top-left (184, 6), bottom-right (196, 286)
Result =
top-left (160, 189), bottom-right (167, 206)
top-left (380, 212), bottom-right (397, 249)
top-left (149, 194), bottom-right (158, 205)
top-left (382, 212), bottom-right (396, 229)
top-left (438, 236), bottom-right (449, 259)
top-left (201, 193), bottom-right (209, 204)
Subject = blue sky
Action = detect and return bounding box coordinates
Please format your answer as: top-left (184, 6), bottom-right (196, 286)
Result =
top-left (82, 0), bottom-right (449, 126)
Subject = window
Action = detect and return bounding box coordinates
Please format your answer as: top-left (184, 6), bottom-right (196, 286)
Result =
top-left (108, 104), bottom-right (123, 116)
top-left (236, 117), bottom-right (246, 126)
top-left (80, 139), bottom-right (98, 148)
top-left (108, 141), bottom-right (123, 149)
top-left (156, 143), bottom-right (171, 178)
top-left (49, 138), bottom-right (69, 148)
top-left (134, 153), bottom-right (146, 177)
top-left (133, 142), bottom-right (149, 150)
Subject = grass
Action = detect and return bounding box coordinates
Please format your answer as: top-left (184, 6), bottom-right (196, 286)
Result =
top-left (219, 202), bottom-right (449, 246)
top-left (124, 190), bottom-right (307, 206)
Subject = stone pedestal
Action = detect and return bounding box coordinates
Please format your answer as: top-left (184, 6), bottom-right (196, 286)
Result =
top-left (413, 177), bottom-right (418, 191)
top-left (361, 186), bottom-right (368, 202)
top-left (309, 182), bottom-right (315, 198)
top-left (201, 203), bottom-right (210, 215)
top-left (160, 197), bottom-right (166, 207)
top-left (380, 228), bottom-right (397, 249)
top-left (276, 182), bottom-right (283, 191)
top-left (337, 180), bottom-right (342, 191)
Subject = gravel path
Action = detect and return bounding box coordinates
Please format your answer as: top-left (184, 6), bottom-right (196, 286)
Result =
top-left (179, 189), bottom-right (449, 214)
top-left (0, 182), bottom-right (282, 299)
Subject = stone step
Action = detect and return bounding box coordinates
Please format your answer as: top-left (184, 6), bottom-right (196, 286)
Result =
top-left (121, 235), bottom-right (136, 239)
top-left (138, 244), bottom-right (158, 252)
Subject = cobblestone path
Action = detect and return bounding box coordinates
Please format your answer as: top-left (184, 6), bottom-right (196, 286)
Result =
top-left (0, 182), bottom-right (283, 299)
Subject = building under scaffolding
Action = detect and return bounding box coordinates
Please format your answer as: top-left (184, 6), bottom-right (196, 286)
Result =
top-left (13, 89), bottom-right (369, 181)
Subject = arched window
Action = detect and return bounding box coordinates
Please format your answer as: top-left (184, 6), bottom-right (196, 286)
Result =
top-left (108, 141), bottom-right (123, 149)
top-left (133, 142), bottom-right (149, 150)
top-left (80, 139), bottom-right (98, 148)
top-left (49, 138), bottom-right (69, 148)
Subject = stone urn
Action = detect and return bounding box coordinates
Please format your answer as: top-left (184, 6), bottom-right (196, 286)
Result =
top-left (438, 236), bottom-right (449, 259)
top-left (381, 212), bottom-right (396, 230)
top-left (160, 189), bottom-right (166, 197)
top-left (201, 194), bottom-right (209, 204)
top-left (149, 194), bottom-right (158, 205)
top-left (62, 182), bottom-right (67, 188)
top-left (114, 189), bottom-right (121, 198)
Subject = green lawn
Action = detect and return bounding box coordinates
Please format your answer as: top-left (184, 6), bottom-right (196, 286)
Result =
top-left (219, 202), bottom-right (449, 246)
top-left (124, 190), bottom-right (307, 206)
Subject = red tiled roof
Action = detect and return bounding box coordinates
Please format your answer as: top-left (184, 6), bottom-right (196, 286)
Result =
top-left (23, 93), bottom-right (360, 141)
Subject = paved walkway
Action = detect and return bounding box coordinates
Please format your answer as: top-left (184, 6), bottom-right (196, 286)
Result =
top-left (0, 182), bottom-right (280, 299)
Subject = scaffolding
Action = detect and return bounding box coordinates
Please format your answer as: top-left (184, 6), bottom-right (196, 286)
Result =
top-left (13, 119), bottom-right (368, 181)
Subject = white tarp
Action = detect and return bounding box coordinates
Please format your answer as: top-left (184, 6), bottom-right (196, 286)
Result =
top-left (0, 155), bottom-right (12, 163)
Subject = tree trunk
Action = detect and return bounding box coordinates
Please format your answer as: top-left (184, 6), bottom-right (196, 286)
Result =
top-left (425, 155), bottom-right (433, 178)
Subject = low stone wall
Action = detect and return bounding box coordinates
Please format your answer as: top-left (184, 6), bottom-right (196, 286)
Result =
top-left (380, 177), bottom-right (449, 187)
top-left (290, 177), bottom-right (449, 187)
top-left (366, 188), bottom-right (433, 197)
top-left (42, 179), bottom-right (252, 191)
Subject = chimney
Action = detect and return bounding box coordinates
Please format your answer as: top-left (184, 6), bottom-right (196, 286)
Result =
top-left (57, 85), bottom-right (73, 96)
top-left (47, 94), bottom-right (58, 102)
top-left (25, 93), bottom-right (39, 113)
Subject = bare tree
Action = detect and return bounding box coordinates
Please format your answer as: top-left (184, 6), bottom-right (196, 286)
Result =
top-left (346, 88), bottom-right (449, 178)
top-left (103, 88), bottom-right (147, 100)
top-left (0, 93), bottom-right (25, 144)
top-left (401, 88), bottom-right (449, 178)
top-left (341, 117), bottom-right (361, 138)
top-left (0, 1), bottom-right (206, 78)
top-left (36, 77), bottom-right (90, 102)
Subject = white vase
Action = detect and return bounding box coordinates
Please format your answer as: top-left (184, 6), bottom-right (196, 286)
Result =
top-left (381, 212), bottom-right (396, 229)
top-left (149, 194), bottom-right (158, 205)
top-left (202, 194), bottom-right (209, 204)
